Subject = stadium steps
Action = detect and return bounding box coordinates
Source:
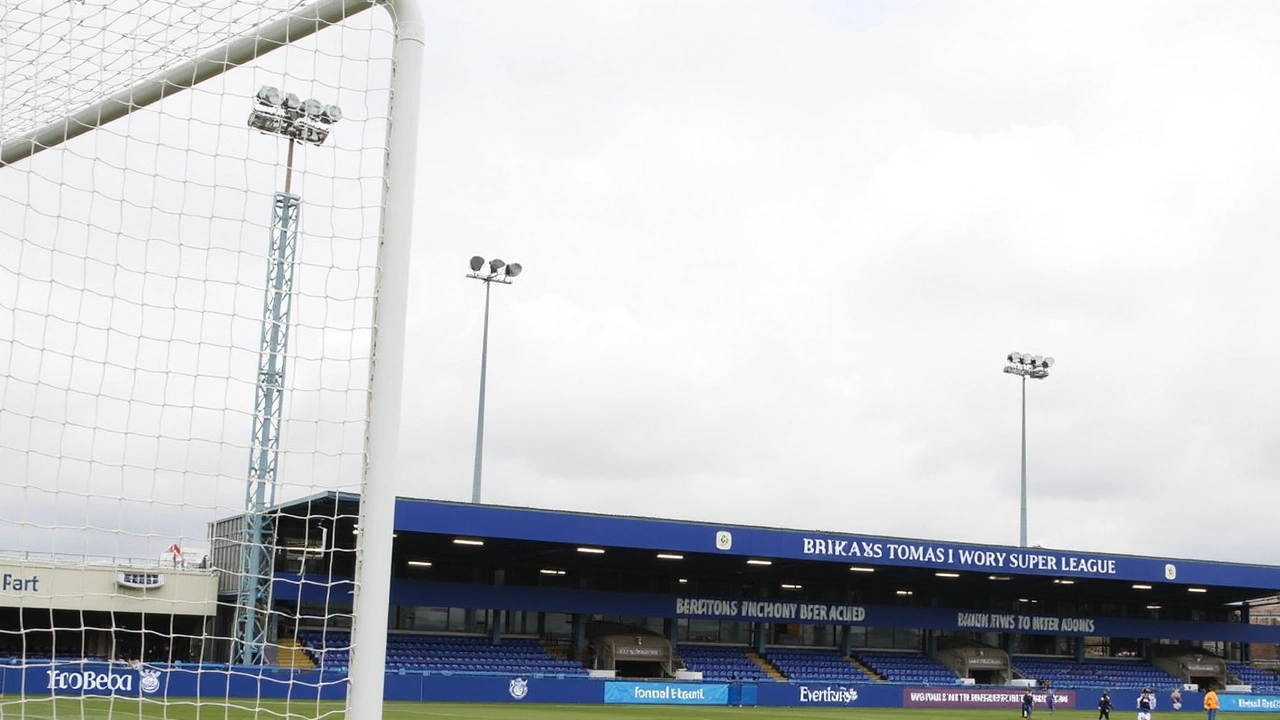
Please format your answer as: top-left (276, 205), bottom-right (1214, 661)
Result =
top-left (847, 655), bottom-right (882, 680)
top-left (746, 651), bottom-right (787, 681)
top-left (276, 639), bottom-right (316, 671)
top-left (540, 636), bottom-right (572, 660)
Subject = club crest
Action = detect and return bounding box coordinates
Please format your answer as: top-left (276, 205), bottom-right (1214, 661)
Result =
top-left (139, 668), bottom-right (162, 694)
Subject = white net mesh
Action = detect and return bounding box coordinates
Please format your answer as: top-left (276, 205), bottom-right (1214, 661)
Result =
top-left (2, 0), bottom-right (318, 140)
top-left (0, 0), bottom-right (397, 715)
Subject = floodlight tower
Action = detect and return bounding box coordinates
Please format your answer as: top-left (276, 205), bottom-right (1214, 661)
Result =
top-left (467, 256), bottom-right (523, 504)
top-left (1003, 351), bottom-right (1054, 549)
top-left (235, 85), bottom-right (341, 665)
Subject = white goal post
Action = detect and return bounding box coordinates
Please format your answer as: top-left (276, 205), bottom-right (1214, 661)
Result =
top-left (0, 0), bottom-right (423, 717)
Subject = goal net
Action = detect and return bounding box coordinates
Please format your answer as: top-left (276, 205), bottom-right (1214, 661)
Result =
top-left (0, 0), bottom-right (421, 718)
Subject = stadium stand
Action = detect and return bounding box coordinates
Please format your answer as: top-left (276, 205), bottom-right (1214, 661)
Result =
top-left (766, 648), bottom-right (865, 682)
top-left (856, 650), bottom-right (960, 685)
top-left (676, 644), bottom-right (771, 681)
top-left (1228, 662), bottom-right (1280, 693)
top-left (298, 631), bottom-right (588, 676)
top-left (1011, 655), bottom-right (1183, 690)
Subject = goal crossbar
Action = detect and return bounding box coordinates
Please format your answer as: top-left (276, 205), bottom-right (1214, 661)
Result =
top-left (2, 0), bottom-right (374, 168)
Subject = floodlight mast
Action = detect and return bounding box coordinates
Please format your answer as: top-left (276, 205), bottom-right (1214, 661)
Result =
top-left (467, 257), bottom-right (523, 504)
top-left (235, 86), bottom-right (341, 666)
top-left (1003, 352), bottom-right (1054, 548)
top-left (247, 86), bottom-right (342, 192)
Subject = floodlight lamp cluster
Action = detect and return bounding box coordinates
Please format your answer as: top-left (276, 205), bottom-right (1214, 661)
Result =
top-left (248, 85), bottom-right (342, 145)
top-left (1004, 351), bottom-right (1054, 379)
top-left (467, 256), bottom-right (523, 284)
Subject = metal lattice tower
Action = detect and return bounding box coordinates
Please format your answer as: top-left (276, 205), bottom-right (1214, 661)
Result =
top-left (232, 87), bottom-right (341, 665)
top-left (236, 191), bottom-right (302, 665)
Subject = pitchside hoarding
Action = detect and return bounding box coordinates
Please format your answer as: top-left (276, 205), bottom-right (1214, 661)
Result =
top-left (604, 681), bottom-right (729, 705)
top-left (903, 688), bottom-right (1077, 709)
top-left (0, 665), bottom-right (1234, 710)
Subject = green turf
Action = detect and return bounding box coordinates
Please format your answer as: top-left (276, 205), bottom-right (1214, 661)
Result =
top-left (0, 702), bottom-right (1272, 720)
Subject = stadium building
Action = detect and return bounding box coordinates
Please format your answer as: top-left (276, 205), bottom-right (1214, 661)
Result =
top-left (183, 492), bottom-right (1280, 708)
top-left (6, 494), bottom-right (1280, 708)
top-left (0, 555), bottom-right (218, 665)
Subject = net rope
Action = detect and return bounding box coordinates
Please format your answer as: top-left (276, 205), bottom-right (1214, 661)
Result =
top-left (2, 0), bottom-right (317, 141)
top-left (1, 0), bottom-right (394, 712)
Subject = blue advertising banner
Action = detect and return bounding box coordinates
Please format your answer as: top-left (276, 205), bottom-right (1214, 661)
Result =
top-left (902, 687), bottom-right (1077, 709)
top-left (274, 574), bottom-right (1280, 644)
top-left (390, 498), bottom-right (1280, 589)
top-left (604, 681), bottom-right (728, 705)
top-left (420, 675), bottom-right (602, 704)
top-left (1218, 694), bottom-right (1280, 712)
top-left (753, 682), bottom-right (877, 707)
top-left (0, 661), bottom-right (346, 700)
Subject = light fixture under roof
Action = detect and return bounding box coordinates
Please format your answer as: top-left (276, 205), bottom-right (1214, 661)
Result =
top-left (781, 583), bottom-right (802, 590)
top-left (453, 538), bottom-right (484, 546)
top-left (678, 578), bottom-right (688, 584)
top-left (988, 575), bottom-right (1011, 581)
top-left (540, 569), bottom-right (566, 576)
top-left (1188, 587), bottom-right (1208, 593)
top-left (746, 559), bottom-right (772, 566)
top-left (896, 590), bottom-right (913, 596)
top-left (1133, 584), bottom-right (1153, 590)
top-left (1053, 579), bottom-right (1075, 585)
top-left (936, 572), bottom-right (960, 578)
top-left (577, 547), bottom-right (605, 554)
top-left (1147, 604), bottom-right (1162, 610)
top-left (657, 553), bottom-right (684, 560)
top-left (407, 560), bottom-right (432, 567)
top-left (849, 566), bottom-right (875, 573)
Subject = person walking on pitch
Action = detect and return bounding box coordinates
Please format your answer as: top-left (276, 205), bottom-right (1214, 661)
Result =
top-left (1204, 686), bottom-right (1219, 720)
top-left (1138, 688), bottom-right (1157, 720)
top-left (1099, 691), bottom-right (1113, 720)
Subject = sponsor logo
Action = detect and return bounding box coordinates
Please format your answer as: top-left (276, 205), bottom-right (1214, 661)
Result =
top-left (1234, 697), bottom-right (1280, 710)
top-left (715, 531), bottom-right (732, 551)
top-left (634, 685), bottom-right (706, 700)
top-left (1165, 563), bottom-right (1177, 580)
top-left (799, 686), bottom-right (859, 704)
top-left (139, 668), bottom-right (162, 694)
top-left (604, 681), bottom-right (728, 705)
top-left (508, 677), bottom-right (528, 700)
top-left (47, 668), bottom-right (135, 693)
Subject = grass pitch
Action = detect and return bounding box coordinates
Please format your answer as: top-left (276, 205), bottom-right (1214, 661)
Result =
top-left (1, 702), bottom-right (1275, 720)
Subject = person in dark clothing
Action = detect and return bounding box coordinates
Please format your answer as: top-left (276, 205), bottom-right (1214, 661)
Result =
top-left (1099, 690), bottom-right (1114, 720)
top-left (1138, 688), bottom-right (1157, 720)
top-left (1023, 690), bottom-right (1035, 718)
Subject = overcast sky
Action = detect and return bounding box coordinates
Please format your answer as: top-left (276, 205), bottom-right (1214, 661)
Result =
top-left (4, 1), bottom-right (1280, 567)
top-left (407, 0), bottom-right (1280, 564)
